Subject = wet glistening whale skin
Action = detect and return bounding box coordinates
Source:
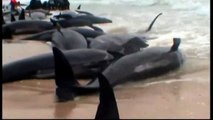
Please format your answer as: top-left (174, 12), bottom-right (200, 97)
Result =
top-left (2, 49), bottom-right (114, 83)
top-left (52, 38), bottom-right (184, 98)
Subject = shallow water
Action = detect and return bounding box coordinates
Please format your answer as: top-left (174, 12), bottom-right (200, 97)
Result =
top-left (2, 0), bottom-right (210, 119)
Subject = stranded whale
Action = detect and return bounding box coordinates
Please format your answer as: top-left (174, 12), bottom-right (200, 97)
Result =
top-left (21, 27), bottom-right (105, 41)
top-left (88, 13), bottom-right (162, 55)
top-left (52, 38), bottom-right (184, 97)
top-left (2, 49), bottom-right (114, 83)
top-left (51, 28), bottom-right (88, 50)
top-left (2, 20), bottom-right (54, 38)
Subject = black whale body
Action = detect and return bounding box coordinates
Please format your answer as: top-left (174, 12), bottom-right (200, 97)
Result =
top-left (2, 20), bottom-right (54, 38)
top-left (2, 49), bottom-right (113, 83)
top-left (51, 29), bottom-right (88, 50)
top-left (53, 10), bottom-right (112, 24)
top-left (88, 34), bottom-right (150, 55)
top-left (53, 38), bottom-right (184, 96)
top-left (21, 27), bottom-right (105, 41)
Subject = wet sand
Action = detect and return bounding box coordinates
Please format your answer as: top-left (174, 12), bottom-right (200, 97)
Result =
top-left (2, 39), bottom-right (210, 119)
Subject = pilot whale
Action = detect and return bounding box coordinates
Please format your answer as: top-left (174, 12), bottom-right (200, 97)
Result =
top-left (53, 8), bottom-right (112, 24)
top-left (53, 5), bottom-right (94, 20)
top-left (88, 13), bottom-right (162, 55)
top-left (50, 18), bottom-right (93, 28)
top-left (21, 27), bottom-right (105, 41)
top-left (2, 20), bottom-right (54, 38)
top-left (51, 28), bottom-right (88, 50)
top-left (52, 38), bottom-right (184, 97)
top-left (2, 49), bottom-right (113, 83)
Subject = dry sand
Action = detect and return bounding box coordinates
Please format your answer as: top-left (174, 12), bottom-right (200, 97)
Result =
top-left (2, 38), bottom-right (210, 119)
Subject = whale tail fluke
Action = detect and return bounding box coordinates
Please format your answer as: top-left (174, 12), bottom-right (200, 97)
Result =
top-left (169, 38), bottom-right (181, 52)
top-left (145, 13), bottom-right (162, 32)
top-left (95, 73), bottom-right (120, 120)
top-left (18, 8), bottom-right (25, 20)
top-left (52, 47), bottom-right (80, 102)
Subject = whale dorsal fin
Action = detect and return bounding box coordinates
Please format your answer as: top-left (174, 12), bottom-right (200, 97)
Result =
top-left (11, 13), bottom-right (16, 22)
top-left (52, 47), bottom-right (80, 102)
top-left (77, 4), bottom-right (81, 10)
top-left (57, 12), bottom-right (62, 19)
top-left (18, 8), bottom-right (25, 20)
top-left (145, 13), bottom-right (162, 32)
top-left (169, 38), bottom-right (181, 52)
top-left (50, 18), bottom-right (57, 26)
top-left (95, 73), bottom-right (120, 120)
top-left (50, 18), bottom-right (64, 36)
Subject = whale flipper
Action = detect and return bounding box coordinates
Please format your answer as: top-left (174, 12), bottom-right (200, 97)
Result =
top-left (52, 47), bottom-right (80, 102)
top-left (169, 38), bottom-right (181, 52)
top-left (18, 8), bottom-right (25, 20)
top-left (145, 13), bottom-right (162, 32)
top-left (95, 73), bottom-right (120, 120)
